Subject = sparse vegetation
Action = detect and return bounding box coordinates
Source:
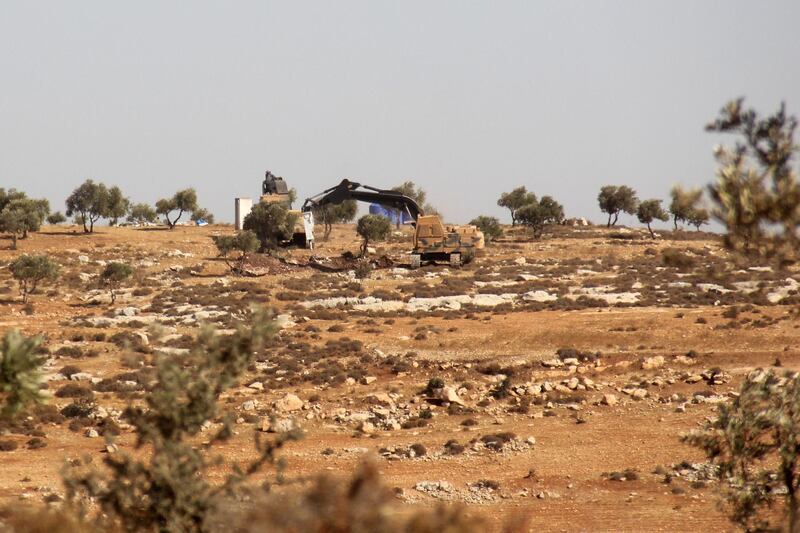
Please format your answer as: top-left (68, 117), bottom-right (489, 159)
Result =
top-left (707, 98), bottom-right (800, 261)
top-left (469, 215), bottom-right (503, 243)
top-left (356, 214), bottom-right (392, 257)
top-left (100, 262), bottom-right (134, 304)
top-left (243, 202), bottom-right (298, 251)
top-left (127, 203), bottom-right (158, 225)
top-left (497, 186), bottom-right (537, 226)
top-left (9, 254), bottom-right (59, 303)
top-left (63, 309), bottom-right (300, 532)
top-left (212, 231), bottom-right (259, 274)
top-left (516, 195), bottom-right (565, 238)
top-left (0, 192), bottom-right (50, 249)
top-left (636, 199), bottom-right (669, 238)
top-left (683, 370), bottom-right (800, 532)
top-left (65, 179), bottom-right (113, 233)
top-left (156, 188), bottom-right (199, 229)
top-left (0, 330), bottom-right (46, 421)
top-left (598, 185), bottom-right (638, 227)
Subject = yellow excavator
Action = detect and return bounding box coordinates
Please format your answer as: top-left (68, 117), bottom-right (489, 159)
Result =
top-left (302, 179), bottom-right (484, 267)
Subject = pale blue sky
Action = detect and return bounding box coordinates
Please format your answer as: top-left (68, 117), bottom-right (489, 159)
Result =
top-left (1, 1), bottom-right (798, 226)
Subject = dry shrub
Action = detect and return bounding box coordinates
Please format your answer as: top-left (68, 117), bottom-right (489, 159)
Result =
top-left (224, 461), bottom-right (512, 533)
top-left (0, 506), bottom-right (104, 533)
top-left (661, 248), bottom-right (696, 269)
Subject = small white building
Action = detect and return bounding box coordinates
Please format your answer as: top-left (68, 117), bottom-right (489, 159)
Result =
top-left (234, 198), bottom-right (253, 230)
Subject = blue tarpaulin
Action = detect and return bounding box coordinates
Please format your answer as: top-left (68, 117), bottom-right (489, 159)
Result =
top-left (369, 204), bottom-right (410, 224)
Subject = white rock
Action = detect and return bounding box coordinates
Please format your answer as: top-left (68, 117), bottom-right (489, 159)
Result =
top-left (274, 393), bottom-right (303, 412)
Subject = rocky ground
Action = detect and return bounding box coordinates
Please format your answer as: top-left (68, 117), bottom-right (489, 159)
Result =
top-left (0, 223), bottom-right (797, 532)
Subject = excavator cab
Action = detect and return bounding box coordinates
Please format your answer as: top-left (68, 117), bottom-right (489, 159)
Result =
top-left (260, 171), bottom-right (290, 204)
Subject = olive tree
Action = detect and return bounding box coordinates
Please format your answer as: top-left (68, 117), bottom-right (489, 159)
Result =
top-left (636, 199), bottom-right (669, 238)
top-left (683, 370), bottom-right (800, 532)
top-left (314, 199), bottom-right (358, 240)
top-left (391, 181), bottom-right (437, 227)
top-left (497, 186), bottom-right (537, 226)
top-left (106, 186), bottom-right (130, 226)
top-left (156, 189), bottom-right (198, 229)
top-left (101, 262), bottom-right (134, 304)
top-left (356, 214), bottom-right (392, 257)
top-left (516, 196), bottom-right (564, 238)
top-left (469, 216), bottom-right (503, 244)
top-left (243, 202), bottom-right (298, 251)
top-left (66, 179), bottom-right (111, 233)
top-left (127, 203), bottom-right (158, 225)
top-left (707, 98), bottom-right (800, 261)
top-left (190, 208), bottom-right (215, 225)
top-left (669, 186), bottom-right (704, 230)
top-left (0, 329), bottom-right (46, 421)
top-left (212, 231), bottom-right (259, 274)
top-left (9, 254), bottom-right (59, 303)
top-left (0, 198), bottom-right (50, 249)
top-left (47, 211), bottom-right (67, 225)
top-left (598, 185), bottom-right (639, 227)
top-left (687, 207), bottom-right (710, 231)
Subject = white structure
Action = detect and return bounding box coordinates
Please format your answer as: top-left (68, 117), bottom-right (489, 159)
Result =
top-left (234, 197), bottom-right (253, 230)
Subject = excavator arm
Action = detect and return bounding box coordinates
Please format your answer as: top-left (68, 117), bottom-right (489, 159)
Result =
top-left (302, 179), bottom-right (423, 223)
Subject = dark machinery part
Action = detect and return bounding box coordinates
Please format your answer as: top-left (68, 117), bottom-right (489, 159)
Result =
top-left (262, 170), bottom-right (289, 196)
top-left (302, 179), bottom-right (422, 224)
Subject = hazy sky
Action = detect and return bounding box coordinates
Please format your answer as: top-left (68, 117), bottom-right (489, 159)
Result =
top-left (2, 1), bottom-right (799, 227)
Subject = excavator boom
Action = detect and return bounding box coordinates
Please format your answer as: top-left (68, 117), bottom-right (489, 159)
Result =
top-left (302, 179), bottom-right (422, 224)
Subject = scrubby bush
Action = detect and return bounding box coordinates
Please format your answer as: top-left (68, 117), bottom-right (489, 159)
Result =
top-left (683, 370), bottom-right (800, 532)
top-left (469, 215), bottom-right (503, 243)
top-left (661, 248), bottom-right (695, 269)
top-left (212, 231), bottom-right (259, 274)
top-left (9, 254), bottom-right (59, 303)
top-left (156, 188), bottom-right (198, 229)
top-left (63, 309), bottom-right (300, 532)
top-left (706, 99), bottom-right (800, 261)
top-left (100, 262), bottom-right (134, 304)
top-left (356, 214), bottom-right (392, 257)
top-left (0, 330), bottom-right (46, 421)
top-left (243, 202), bottom-right (298, 251)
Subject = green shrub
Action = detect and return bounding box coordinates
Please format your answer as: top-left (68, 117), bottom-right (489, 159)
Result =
top-left (212, 231), bottom-right (259, 274)
top-left (683, 370), bottom-right (800, 532)
top-left (8, 254), bottom-right (59, 303)
top-left (63, 309), bottom-right (300, 532)
top-left (100, 262), bottom-right (133, 304)
top-left (243, 202), bottom-right (298, 251)
top-left (469, 215), bottom-right (503, 243)
top-left (0, 330), bottom-right (47, 421)
top-left (356, 215), bottom-right (392, 257)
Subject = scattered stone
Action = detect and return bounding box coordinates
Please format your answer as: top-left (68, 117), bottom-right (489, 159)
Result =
top-left (601, 394), bottom-right (618, 406)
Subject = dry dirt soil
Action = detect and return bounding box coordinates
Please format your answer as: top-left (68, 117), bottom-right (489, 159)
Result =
top-left (1, 223), bottom-right (798, 532)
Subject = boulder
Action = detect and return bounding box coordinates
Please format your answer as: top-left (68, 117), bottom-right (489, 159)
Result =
top-left (274, 393), bottom-right (303, 412)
